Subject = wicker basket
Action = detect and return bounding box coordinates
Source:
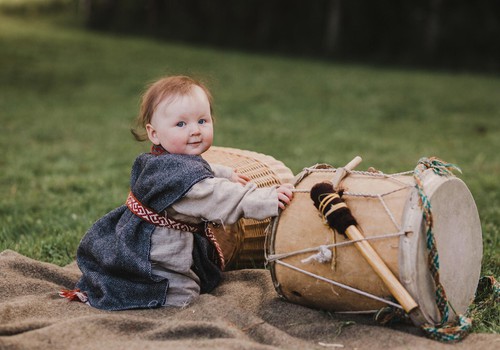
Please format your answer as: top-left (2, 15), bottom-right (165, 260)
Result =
top-left (202, 146), bottom-right (294, 269)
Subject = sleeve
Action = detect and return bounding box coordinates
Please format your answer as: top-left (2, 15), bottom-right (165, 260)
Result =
top-left (209, 164), bottom-right (234, 179)
top-left (170, 178), bottom-right (279, 225)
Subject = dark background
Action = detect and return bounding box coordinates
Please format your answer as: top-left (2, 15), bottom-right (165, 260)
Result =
top-left (78, 0), bottom-right (500, 72)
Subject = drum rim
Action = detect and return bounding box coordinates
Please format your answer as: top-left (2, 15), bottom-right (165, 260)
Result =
top-left (266, 214), bottom-right (284, 296)
top-left (266, 164), bottom-right (333, 300)
top-left (399, 169), bottom-right (483, 326)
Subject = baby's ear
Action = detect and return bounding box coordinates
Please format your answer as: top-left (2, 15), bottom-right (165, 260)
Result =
top-left (145, 123), bottom-right (159, 145)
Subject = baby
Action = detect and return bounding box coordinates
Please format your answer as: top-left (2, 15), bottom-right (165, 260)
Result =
top-left (66, 75), bottom-right (293, 310)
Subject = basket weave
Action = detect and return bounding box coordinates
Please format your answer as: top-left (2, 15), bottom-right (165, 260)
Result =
top-left (202, 146), bottom-right (294, 269)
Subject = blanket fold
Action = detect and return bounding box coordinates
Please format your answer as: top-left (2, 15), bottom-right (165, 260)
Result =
top-left (0, 250), bottom-right (497, 350)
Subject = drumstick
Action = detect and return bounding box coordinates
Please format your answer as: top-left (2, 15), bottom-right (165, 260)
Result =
top-left (310, 182), bottom-right (419, 314)
top-left (329, 156), bottom-right (363, 270)
top-left (331, 156), bottom-right (362, 190)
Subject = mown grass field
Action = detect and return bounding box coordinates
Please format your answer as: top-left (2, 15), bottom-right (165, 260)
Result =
top-left (0, 4), bottom-right (498, 333)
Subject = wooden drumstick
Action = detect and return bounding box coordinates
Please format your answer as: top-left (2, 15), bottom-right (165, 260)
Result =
top-left (331, 156), bottom-right (362, 190)
top-left (310, 182), bottom-right (419, 314)
top-left (329, 156), bottom-right (362, 270)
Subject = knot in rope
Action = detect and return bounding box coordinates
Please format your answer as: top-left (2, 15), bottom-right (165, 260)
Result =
top-left (300, 245), bottom-right (332, 264)
top-left (416, 157), bottom-right (462, 177)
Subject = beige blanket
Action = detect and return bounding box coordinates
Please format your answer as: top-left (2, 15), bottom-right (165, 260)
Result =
top-left (0, 250), bottom-right (497, 349)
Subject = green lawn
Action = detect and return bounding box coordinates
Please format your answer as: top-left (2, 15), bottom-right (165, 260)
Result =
top-left (0, 7), bottom-right (498, 333)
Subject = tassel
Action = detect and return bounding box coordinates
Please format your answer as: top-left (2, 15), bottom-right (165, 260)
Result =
top-left (59, 289), bottom-right (88, 303)
top-left (301, 245), bottom-right (333, 264)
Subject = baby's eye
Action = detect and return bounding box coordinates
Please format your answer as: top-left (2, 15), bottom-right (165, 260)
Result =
top-left (176, 121), bottom-right (186, 127)
top-left (198, 119), bottom-right (206, 125)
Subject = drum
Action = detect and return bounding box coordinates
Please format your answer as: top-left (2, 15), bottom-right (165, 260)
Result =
top-left (266, 163), bottom-right (482, 326)
top-left (202, 146), bottom-right (294, 269)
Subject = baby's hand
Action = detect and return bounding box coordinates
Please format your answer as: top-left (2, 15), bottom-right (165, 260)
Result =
top-left (277, 183), bottom-right (294, 210)
top-left (230, 170), bottom-right (251, 186)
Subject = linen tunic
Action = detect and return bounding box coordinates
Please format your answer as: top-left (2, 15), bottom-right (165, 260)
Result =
top-left (150, 164), bottom-right (279, 306)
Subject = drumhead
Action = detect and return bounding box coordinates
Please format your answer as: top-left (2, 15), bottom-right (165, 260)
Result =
top-left (400, 169), bottom-right (483, 326)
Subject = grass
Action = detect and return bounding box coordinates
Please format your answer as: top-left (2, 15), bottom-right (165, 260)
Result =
top-left (0, 5), bottom-right (498, 333)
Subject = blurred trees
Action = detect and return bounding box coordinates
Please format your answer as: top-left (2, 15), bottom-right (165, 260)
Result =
top-left (78, 0), bottom-right (500, 70)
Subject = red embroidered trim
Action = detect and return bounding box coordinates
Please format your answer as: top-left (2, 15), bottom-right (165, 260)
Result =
top-left (126, 191), bottom-right (202, 231)
top-left (151, 144), bottom-right (167, 155)
top-left (126, 191), bottom-right (225, 270)
top-left (204, 225), bottom-right (226, 271)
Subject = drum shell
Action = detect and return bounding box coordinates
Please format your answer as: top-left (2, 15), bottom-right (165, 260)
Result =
top-left (267, 166), bottom-right (482, 326)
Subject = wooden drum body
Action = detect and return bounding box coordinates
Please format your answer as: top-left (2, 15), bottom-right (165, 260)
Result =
top-left (267, 164), bottom-right (482, 326)
top-left (202, 146), bottom-right (294, 269)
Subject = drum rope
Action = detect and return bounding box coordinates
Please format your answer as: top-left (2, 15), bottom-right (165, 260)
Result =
top-left (267, 231), bottom-right (405, 262)
top-left (411, 157), bottom-right (474, 342)
top-left (292, 185), bottom-right (407, 236)
top-left (345, 186), bottom-right (412, 198)
top-left (295, 164), bottom-right (414, 198)
top-left (292, 186), bottom-right (410, 197)
top-left (300, 165), bottom-right (413, 178)
top-left (275, 260), bottom-right (403, 309)
top-left (377, 194), bottom-right (401, 231)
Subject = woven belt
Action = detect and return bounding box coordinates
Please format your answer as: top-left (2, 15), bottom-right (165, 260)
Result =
top-left (126, 191), bottom-right (225, 270)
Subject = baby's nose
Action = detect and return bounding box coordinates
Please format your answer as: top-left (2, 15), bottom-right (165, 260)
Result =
top-left (190, 124), bottom-right (201, 135)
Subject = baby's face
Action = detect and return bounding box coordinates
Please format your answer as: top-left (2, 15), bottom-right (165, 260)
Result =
top-left (146, 86), bottom-right (213, 155)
